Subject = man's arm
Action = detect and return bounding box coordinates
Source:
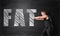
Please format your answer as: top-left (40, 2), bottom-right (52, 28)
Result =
top-left (34, 15), bottom-right (49, 20)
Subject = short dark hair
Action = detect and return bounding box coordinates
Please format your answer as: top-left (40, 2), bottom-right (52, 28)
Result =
top-left (41, 10), bottom-right (48, 15)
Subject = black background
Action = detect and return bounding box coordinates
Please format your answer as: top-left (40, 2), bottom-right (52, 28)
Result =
top-left (0, 0), bottom-right (59, 36)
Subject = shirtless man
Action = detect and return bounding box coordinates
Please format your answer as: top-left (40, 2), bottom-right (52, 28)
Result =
top-left (34, 11), bottom-right (50, 36)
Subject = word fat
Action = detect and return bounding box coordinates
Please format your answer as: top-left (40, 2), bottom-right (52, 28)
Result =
top-left (4, 9), bottom-right (37, 27)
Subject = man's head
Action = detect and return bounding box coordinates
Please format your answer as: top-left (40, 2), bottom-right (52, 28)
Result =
top-left (41, 11), bottom-right (46, 15)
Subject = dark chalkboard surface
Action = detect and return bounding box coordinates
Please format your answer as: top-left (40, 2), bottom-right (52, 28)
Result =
top-left (0, 0), bottom-right (59, 36)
